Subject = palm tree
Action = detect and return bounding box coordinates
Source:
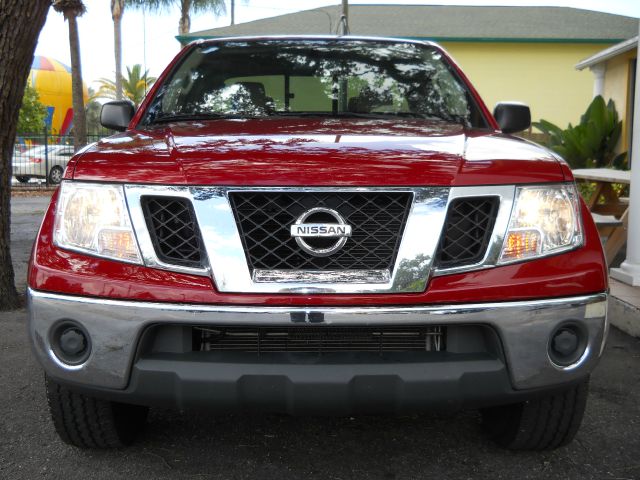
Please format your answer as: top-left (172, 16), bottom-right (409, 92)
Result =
top-left (178, 0), bottom-right (226, 35)
top-left (111, 0), bottom-right (125, 101)
top-left (128, 0), bottom-right (226, 35)
top-left (0, 0), bottom-right (50, 310)
top-left (93, 65), bottom-right (157, 108)
top-left (111, 1), bottom-right (224, 100)
top-left (53, 0), bottom-right (87, 150)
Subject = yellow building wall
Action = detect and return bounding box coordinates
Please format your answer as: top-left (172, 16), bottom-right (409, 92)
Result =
top-left (439, 42), bottom-right (611, 129)
top-left (603, 50), bottom-right (636, 153)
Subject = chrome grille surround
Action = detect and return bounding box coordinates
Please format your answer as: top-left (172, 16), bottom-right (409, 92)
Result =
top-left (125, 185), bottom-right (516, 293)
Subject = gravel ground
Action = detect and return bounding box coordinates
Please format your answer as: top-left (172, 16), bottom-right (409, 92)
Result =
top-left (9, 195), bottom-right (51, 295)
top-left (2, 195), bottom-right (640, 480)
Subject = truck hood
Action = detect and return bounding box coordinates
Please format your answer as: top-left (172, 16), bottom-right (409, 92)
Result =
top-left (72, 118), bottom-right (566, 186)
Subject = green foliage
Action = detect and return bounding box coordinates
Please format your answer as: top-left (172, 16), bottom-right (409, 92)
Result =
top-left (85, 87), bottom-right (103, 135)
top-left (532, 95), bottom-right (627, 169)
top-left (126, 0), bottom-right (225, 15)
top-left (93, 64), bottom-right (156, 108)
top-left (17, 84), bottom-right (47, 134)
top-left (125, 0), bottom-right (226, 34)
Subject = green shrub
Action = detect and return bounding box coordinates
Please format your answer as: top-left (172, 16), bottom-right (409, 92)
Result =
top-left (532, 95), bottom-right (627, 169)
top-left (17, 84), bottom-right (47, 134)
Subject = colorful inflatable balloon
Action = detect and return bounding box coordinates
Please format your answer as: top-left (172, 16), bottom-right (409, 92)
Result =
top-left (28, 56), bottom-right (88, 135)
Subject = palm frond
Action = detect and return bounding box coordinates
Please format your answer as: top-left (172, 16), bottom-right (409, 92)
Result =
top-left (52, 0), bottom-right (87, 16)
top-left (191, 0), bottom-right (226, 14)
top-left (92, 64), bottom-right (156, 108)
top-left (125, 0), bottom-right (173, 12)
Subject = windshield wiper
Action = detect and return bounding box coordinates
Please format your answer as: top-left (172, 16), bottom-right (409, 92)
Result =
top-left (383, 111), bottom-right (470, 126)
top-left (149, 110), bottom-right (470, 127)
top-left (270, 111), bottom-right (404, 119)
top-left (271, 110), bottom-right (470, 126)
top-left (148, 113), bottom-right (244, 124)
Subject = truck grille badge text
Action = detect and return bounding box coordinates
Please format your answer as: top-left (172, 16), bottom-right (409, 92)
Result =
top-left (290, 207), bottom-right (352, 257)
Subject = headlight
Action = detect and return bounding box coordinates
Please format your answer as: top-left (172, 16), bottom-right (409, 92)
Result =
top-left (499, 184), bottom-right (582, 263)
top-left (54, 182), bottom-right (142, 264)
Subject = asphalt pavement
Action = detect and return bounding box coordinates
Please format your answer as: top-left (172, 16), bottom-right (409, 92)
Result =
top-left (9, 194), bottom-right (51, 294)
top-left (2, 194), bottom-right (640, 480)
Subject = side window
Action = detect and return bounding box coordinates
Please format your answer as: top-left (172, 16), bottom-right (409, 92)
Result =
top-left (345, 74), bottom-right (409, 113)
top-left (225, 76), bottom-right (285, 110)
top-left (224, 76), bottom-right (335, 112)
top-left (289, 77), bottom-right (332, 111)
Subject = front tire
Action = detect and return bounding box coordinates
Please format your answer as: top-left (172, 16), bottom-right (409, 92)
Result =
top-left (45, 376), bottom-right (148, 448)
top-left (481, 379), bottom-right (589, 450)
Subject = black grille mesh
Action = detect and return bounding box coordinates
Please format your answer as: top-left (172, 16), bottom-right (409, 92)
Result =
top-left (195, 325), bottom-right (445, 354)
top-left (436, 197), bottom-right (499, 268)
top-left (228, 191), bottom-right (413, 271)
top-left (142, 196), bottom-right (204, 268)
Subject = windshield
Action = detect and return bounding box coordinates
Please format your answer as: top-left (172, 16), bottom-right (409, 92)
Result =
top-left (142, 39), bottom-right (488, 127)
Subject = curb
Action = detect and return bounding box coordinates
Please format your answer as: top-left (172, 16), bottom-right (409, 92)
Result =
top-left (608, 296), bottom-right (640, 338)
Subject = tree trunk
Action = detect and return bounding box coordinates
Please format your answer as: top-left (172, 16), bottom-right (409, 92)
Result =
top-left (112, 1), bottom-right (123, 100)
top-left (67, 13), bottom-right (87, 151)
top-left (0, 0), bottom-right (50, 310)
top-left (179, 0), bottom-right (191, 35)
top-left (230, 0), bottom-right (234, 26)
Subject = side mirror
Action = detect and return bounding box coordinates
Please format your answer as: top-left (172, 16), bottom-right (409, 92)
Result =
top-left (100, 101), bottom-right (135, 131)
top-left (493, 102), bottom-right (531, 134)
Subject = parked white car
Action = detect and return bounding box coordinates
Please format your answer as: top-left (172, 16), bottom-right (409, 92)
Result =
top-left (12, 145), bottom-right (75, 184)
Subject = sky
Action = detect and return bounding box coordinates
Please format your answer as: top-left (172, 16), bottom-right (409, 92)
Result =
top-left (35, 0), bottom-right (640, 89)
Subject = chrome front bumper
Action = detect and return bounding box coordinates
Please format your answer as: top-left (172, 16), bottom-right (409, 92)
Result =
top-left (28, 289), bottom-right (608, 393)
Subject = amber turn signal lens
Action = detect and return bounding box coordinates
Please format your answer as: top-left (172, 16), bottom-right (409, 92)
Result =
top-left (501, 229), bottom-right (541, 261)
top-left (97, 229), bottom-right (140, 262)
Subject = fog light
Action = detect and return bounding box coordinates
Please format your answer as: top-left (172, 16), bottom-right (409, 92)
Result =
top-left (552, 329), bottom-right (578, 357)
top-left (549, 324), bottom-right (586, 367)
top-left (50, 321), bottom-right (91, 365)
top-left (59, 327), bottom-right (87, 356)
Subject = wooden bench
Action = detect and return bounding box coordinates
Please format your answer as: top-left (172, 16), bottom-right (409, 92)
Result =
top-left (573, 168), bottom-right (631, 265)
top-left (591, 213), bottom-right (623, 228)
top-left (591, 213), bottom-right (625, 259)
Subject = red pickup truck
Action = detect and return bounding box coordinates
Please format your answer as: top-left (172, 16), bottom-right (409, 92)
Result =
top-left (28, 36), bottom-right (608, 450)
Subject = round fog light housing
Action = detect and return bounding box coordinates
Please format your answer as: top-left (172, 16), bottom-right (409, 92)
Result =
top-left (50, 321), bottom-right (91, 366)
top-left (548, 323), bottom-right (587, 367)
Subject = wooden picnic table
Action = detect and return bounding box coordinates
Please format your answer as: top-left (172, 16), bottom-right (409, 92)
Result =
top-left (572, 168), bottom-right (631, 264)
